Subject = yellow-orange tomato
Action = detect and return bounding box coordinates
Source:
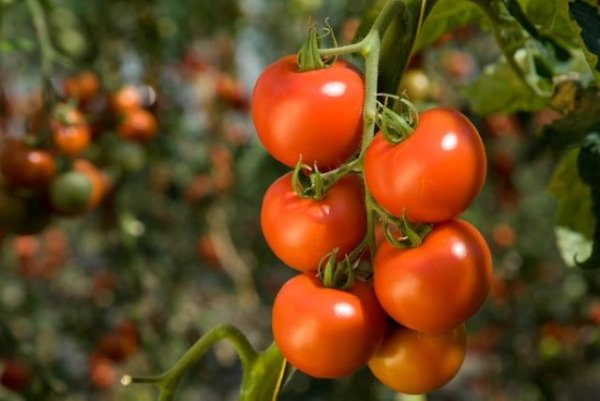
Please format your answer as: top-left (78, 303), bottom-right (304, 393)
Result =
top-left (111, 86), bottom-right (142, 113)
top-left (368, 324), bottom-right (467, 394)
top-left (117, 108), bottom-right (158, 142)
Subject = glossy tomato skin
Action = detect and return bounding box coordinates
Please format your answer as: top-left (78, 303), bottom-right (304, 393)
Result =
top-left (53, 125), bottom-right (91, 157)
top-left (261, 173), bottom-right (366, 271)
top-left (364, 108), bottom-right (486, 223)
top-left (118, 108), bottom-right (158, 142)
top-left (0, 140), bottom-right (56, 189)
top-left (374, 219), bottom-right (492, 333)
top-left (368, 324), bottom-right (467, 394)
top-left (252, 55), bottom-right (364, 169)
top-left (272, 273), bottom-right (387, 378)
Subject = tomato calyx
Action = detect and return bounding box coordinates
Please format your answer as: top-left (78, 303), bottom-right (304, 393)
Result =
top-left (297, 22), bottom-right (336, 72)
top-left (318, 248), bottom-right (356, 290)
top-left (369, 196), bottom-right (431, 249)
top-left (376, 95), bottom-right (419, 144)
top-left (291, 156), bottom-right (361, 200)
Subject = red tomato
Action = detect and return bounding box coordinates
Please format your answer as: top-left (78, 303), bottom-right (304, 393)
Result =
top-left (272, 273), bottom-right (387, 378)
top-left (111, 85), bottom-right (142, 113)
top-left (368, 324), bottom-right (467, 394)
top-left (0, 139), bottom-right (56, 189)
top-left (53, 125), bottom-right (91, 157)
top-left (64, 71), bottom-right (101, 103)
top-left (252, 55), bottom-right (364, 169)
top-left (117, 108), bottom-right (158, 142)
top-left (261, 173), bottom-right (366, 271)
top-left (374, 219), bottom-right (492, 333)
top-left (0, 358), bottom-right (32, 392)
top-left (364, 108), bottom-right (486, 223)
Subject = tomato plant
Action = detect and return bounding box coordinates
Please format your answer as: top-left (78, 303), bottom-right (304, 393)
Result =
top-left (272, 273), bottom-right (387, 378)
top-left (364, 107), bottom-right (487, 223)
top-left (118, 108), bottom-right (159, 142)
top-left (252, 55), bottom-right (364, 169)
top-left (261, 172), bottom-right (366, 271)
top-left (374, 219), bottom-right (493, 333)
top-left (368, 324), bottom-right (467, 394)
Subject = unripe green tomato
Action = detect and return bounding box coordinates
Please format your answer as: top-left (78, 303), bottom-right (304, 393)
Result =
top-left (110, 142), bottom-right (146, 173)
top-left (50, 171), bottom-right (93, 216)
top-left (0, 190), bottom-right (26, 232)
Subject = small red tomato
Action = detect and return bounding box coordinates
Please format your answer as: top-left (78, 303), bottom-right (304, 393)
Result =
top-left (272, 273), bottom-right (387, 378)
top-left (261, 173), bottom-right (366, 271)
top-left (368, 324), bottom-right (467, 394)
top-left (111, 86), bottom-right (142, 113)
top-left (73, 159), bottom-right (110, 210)
top-left (53, 125), bottom-right (91, 157)
top-left (252, 55), bottom-right (364, 169)
top-left (0, 139), bottom-right (56, 189)
top-left (117, 108), bottom-right (158, 142)
top-left (374, 219), bottom-right (493, 333)
top-left (0, 358), bottom-right (32, 392)
top-left (364, 108), bottom-right (486, 223)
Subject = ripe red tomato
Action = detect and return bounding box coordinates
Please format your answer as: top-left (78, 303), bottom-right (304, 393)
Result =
top-left (374, 219), bottom-right (492, 333)
top-left (364, 108), bottom-right (486, 223)
top-left (0, 358), bottom-right (32, 392)
top-left (117, 108), bottom-right (158, 142)
top-left (272, 273), bottom-right (387, 378)
top-left (0, 139), bottom-right (56, 189)
top-left (261, 173), bottom-right (366, 271)
top-left (252, 55), bottom-right (364, 169)
top-left (368, 324), bottom-right (467, 394)
top-left (53, 125), bottom-right (91, 157)
top-left (64, 71), bottom-right (101, 103)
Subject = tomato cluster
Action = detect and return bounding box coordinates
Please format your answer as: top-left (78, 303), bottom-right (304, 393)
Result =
top-left (0, 72), bottom-right (160, 236)
top-left (253, 54), bottom-right (492, 394)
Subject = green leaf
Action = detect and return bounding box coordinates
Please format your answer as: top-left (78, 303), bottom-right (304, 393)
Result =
top-left (539, 85), bottom-right (600, 152)
top-left (460, 56), bottom-right (547, 115)
top-left (521, 0), bottom-right (598, 83)
top-left (554, 226), bottom-right (592, 267)
top-left (548, 149), bottom-right (594, 240)
top-left (0, 38), bottom-right (35, 53)
top-left (569, 0), bottom-right (600, 72)
top-left (413, 0), bottom-right (484, 53)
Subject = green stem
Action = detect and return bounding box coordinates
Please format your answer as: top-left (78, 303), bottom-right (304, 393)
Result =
top-left (25, 0), bottom-right (55, 80)
top-left (126, 324), bottom-right (257, 401)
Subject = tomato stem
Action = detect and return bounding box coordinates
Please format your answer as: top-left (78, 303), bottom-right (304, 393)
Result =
top-left (124, 324), bottom-right (257, 401)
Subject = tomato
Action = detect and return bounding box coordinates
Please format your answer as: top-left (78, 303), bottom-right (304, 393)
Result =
top-left (111, 85), bottom-right (142, 113)
top-left (53, 125), bottom-right (91, 157)
top-left (364, 108), bottom-right (486, 223)
top-left (64, 71), bottom-right (101, 103)
top-left (400, 69), bottom-right (438, 101)
top-left (374, 219), bottom-right (492, 333)
top-left (89, 352), bottom-right (117, 389)
top-left (49, 171), bottom-right (93, 216)
top-left (0, 358), bottom-right (32, 392)
top-left (117, 108), bottom-right (158, 142)
top-left (368, 324), bottom-right (467, 394)
top-left (74, 159), bottom-right (110, 209)
top-left (272, 273), bottom-right (387, 378)
top-left (0, 139), bottom-right (56, 189)
top-left (252, 55), bottom-right (364, 169)
top-left (261, 173), bottom-right (366, 271)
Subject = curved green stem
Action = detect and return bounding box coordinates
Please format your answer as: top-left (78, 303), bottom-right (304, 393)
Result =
top-left (125, 324), bottom-right (257, 401)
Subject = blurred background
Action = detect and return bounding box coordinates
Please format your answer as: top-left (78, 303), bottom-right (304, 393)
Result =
top-left (1, 0), bottom-right (600, 400)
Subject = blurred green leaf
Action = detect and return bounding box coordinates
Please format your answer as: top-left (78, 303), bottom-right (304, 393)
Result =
top-left (413, 0), bottom-right (483, 53)
top-left (460, 57), bottom-right (546, 115)
top-left (0, 38), bottom-right (35, 53)
top-left (548, 148), bottom-right (594, 240)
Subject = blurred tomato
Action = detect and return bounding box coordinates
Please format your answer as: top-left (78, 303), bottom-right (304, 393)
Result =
top-left (0, 358), bottom-right (32, 392)
top-left (117, 108), bottom-right (158, 142)
top-left (0, 139), bottom-right (56, 189)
